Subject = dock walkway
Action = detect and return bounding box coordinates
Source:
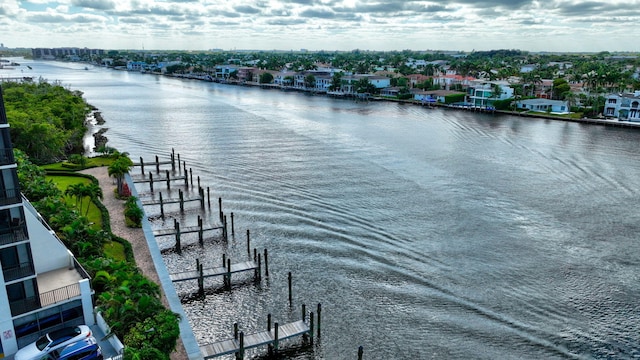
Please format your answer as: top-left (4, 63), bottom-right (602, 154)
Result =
top-left (200, 317), bottom-right (313, 359)
top-left (170, 260), bottom-right (258, 283)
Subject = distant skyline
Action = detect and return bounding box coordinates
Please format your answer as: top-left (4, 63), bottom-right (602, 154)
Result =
top-left (1, 0), bottom-right (639, 53)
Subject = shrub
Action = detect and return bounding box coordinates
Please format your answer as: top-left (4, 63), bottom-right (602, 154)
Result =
top-left (124, 196), bottom-right (143, 228)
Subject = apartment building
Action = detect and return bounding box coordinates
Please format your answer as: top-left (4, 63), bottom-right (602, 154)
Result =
top-left (0, 87), bottom-right (94, 358)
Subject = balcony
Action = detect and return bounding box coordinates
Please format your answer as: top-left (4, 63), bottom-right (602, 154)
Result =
top-left (10, 264), bottom-right (90, 317)
top-left (3, 261), bottom-right (35, 282)
top-left (0, 187), bottom-right (21, 206)
top-left (0, 148), bottom-right (15, 165)
top-left (0, 223), bottom-right (28, 246)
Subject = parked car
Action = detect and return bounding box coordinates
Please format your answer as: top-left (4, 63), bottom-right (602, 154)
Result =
top-left (46, 336), bottom-right (103, 360)
top-left (14, 325), bottom-right (92, 360)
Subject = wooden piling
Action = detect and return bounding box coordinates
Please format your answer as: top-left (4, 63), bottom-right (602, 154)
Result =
top-left (199, 187), bottom-right (205, 210)
top-left (183, 161), bottom-right (187, 186)
top-left (218, 197), bottom-right (223, 222)
top-left (197, 175), bottom-right (200, 189)
top-left (238, 331), bottom-right (244, 359)
top-left (309, 311), bottom-right (314, 345)
top-left (149, 172), bottom-right (154, 192)
top-left (274, 323), bottom-right (279, 351)
top-left (207, 187), bottom-right (211, 208)
top-left (302, 304), bottom-right (306, 322)
top-left (171, 148), bottom-right (176, 171)
top-left (267, 313), bottom-right (271, 331)
top-left (256, 253), bottom-right (261, 281)
top-left (231, 212), bottom-right (235, 236)
top-left (246, 230), bottom-right (250, 255)
top-left (166, 170), bottom-right (170, 189)
top-left (223, 215), bottom-right (228, 241)
top-left (222, 254), bottom-right (226, 267)
top-left (179, 190), bottom-right (184, 213)
top-left (198, 216), bottom-right (203, 246)
top-left (288, 272), bottom-right (292, 306)
top-left (190, 168), bottom-right (193, 187)
top-left (234, 323), bottom-right (238, 340)
top-left (264, 249), bottom-right (269, 277)
top-left (198, 263), bottom-right (204, 297)
top-left (139, 157), bottom-right (144, 175)
top-left (177, 153), bottom-right (181, 171)
top-left (159, 192), bottom-right (164, 220)
top-left (317, 303), bottom-right (321, 338)
top-left (226, 258), bottom-right (231, 290)
top-left (175, 220), bottom-right (182, 254)
top-left (155, 155), bottom-right (160, 173)
top-left (358, 346), bottom-right (363, 360)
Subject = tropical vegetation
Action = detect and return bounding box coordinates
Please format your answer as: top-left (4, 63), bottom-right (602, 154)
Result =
top-left (5, 83), bottom-right (180, 360)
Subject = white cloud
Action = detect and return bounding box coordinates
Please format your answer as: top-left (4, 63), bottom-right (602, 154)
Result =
top-left (2, 0), bottom-right (640, 51)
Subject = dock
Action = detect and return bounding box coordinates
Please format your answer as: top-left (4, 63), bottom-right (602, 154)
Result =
top-left (199, 304), bottom-right (320, 359)
top-left (170, 252), bottom-right (266, 295)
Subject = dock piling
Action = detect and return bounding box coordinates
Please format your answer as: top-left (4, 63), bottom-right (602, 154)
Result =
top-left (309, 311), bottom-right (314, 345)
top-left (139, 157), bottom-right (144, 175)
top-left (175, 220), bottom-right (181, 254)
top-left (246, 230), bottom-right (250, 255)
top-left (159, 192), bottom-right (164, 220)
top-left (317, 303), bottom-right (322, 338)
top-left (198, 216), bottom-right (203, 246)
top-left (231, 212), bottom-right (235, 236)
top-left (166, 170), bottom-right (171, 190)
top-left (179, 190), bottom-right (184, 213)
top-left (358, 346), bottom-right (364, 360)
top-left (264, 249), bottom-right (269, 277)
top-left (207, 187), bottom-right (211, 208)
top-left (149, 172), bottom-right (154, 192)
top-left (288, 272), bottom-right (293, 306)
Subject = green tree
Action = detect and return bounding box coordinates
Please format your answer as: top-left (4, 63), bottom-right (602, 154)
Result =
top-left (330, 72), bottom-right (343, 91)
top-left (108, 154), bottom-right (133, 197)
top-left (304, 74), bottom-right (316, 89)
top-left (552, 78), bottom-right (571, 100)
top-left (259, 72), bottom-right (274, 84)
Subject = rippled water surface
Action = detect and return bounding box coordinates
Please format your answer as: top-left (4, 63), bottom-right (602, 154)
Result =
top-left (7, 60), bottom-right (640, 359)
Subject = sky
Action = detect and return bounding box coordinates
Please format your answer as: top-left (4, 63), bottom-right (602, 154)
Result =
top-left (1, 0), bottom-right (639, 52)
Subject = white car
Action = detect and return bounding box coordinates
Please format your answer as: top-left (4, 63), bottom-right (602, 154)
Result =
top-left (15, 325), bottom-right (92, 360)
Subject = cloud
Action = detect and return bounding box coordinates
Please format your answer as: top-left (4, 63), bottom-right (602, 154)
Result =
top-left (71, 0), bottom-right (116, 11)
top-left (233, 5), bottom-right (262, 14)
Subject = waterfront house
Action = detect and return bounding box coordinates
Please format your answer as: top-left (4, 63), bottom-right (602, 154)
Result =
top-left (0, 88), bottom-right (95, 358)
top-left (516, 98), bottom-right (570, 114)
top-left (413, 90), bottom-right (465, 104)
top-left (466, 80), bottom-right (514, 107)
top-left (604, 92), bottom-right (640, 121)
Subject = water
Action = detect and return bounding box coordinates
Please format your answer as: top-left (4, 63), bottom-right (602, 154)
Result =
top-left (4, 60), bottom-right (640, 359)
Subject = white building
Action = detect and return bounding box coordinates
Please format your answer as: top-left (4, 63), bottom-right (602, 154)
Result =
top-left (0, 88), bottom-right (94, 358)
top-left (466, 81), bottom-right (514, 108)
top-left (604, 92), bottom-right (640, 121)
top-left (516, 99), bottom-right (570, 114)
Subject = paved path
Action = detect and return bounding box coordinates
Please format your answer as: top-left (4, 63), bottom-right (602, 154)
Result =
top-left (81, 167), bottom-right (188, 360)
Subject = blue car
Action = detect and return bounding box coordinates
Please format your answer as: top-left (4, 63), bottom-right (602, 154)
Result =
top-left (46, 336), bottom-right (103, 360)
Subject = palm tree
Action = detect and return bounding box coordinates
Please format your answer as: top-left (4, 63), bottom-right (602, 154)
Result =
top-left (108, 155), bottom-right (133, 197)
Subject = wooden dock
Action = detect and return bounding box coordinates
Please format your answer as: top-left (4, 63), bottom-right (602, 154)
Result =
top-left (170, 260), bottom-right (259, 283)
top-left (199, 304), bottom-right (320, 359)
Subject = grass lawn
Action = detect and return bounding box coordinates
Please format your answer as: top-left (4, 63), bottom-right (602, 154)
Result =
top-left (46, 175), bottom-right (103, 230)
top-left (103, 241), bottom-right (127, 262)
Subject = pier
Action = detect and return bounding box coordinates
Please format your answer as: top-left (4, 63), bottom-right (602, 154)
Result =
top-left (199, 304), bottom-right (320, 359)
top-left (153, 217), bottom-right (227, 252)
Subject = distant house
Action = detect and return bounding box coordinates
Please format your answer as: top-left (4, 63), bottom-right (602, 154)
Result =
top-left (466, 81), bottom-right (514, 107)
top-left (126, 61), bottom-right (147, 71)
top-left (520, 64), bottom-right (537, 73)
top-left (516, 98), bottom-right (570, 114)
top-left (413, 90), bottom-right (464, 104)
top-left (604, 92), bottom-right (640, 121)
top-left (380, 87), bottom-right (401, 97)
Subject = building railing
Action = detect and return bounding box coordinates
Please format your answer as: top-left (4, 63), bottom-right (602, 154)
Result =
top-left (73, 257), bottom-right (91, 280)
top-left (10, 282), bottom-right (83, 317)
top-left (0, 187), bottom-right (21, 206)
top-left (40, 283), bottom-right (81, 308)
top-left (10, 296), bottom-right (41, 317)
top-left (2, 261), bottom-right (35, 282)
top-left (0, 223), bottom-right (28, 246)
top-left (0, 147), bottom-right (15, 165)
